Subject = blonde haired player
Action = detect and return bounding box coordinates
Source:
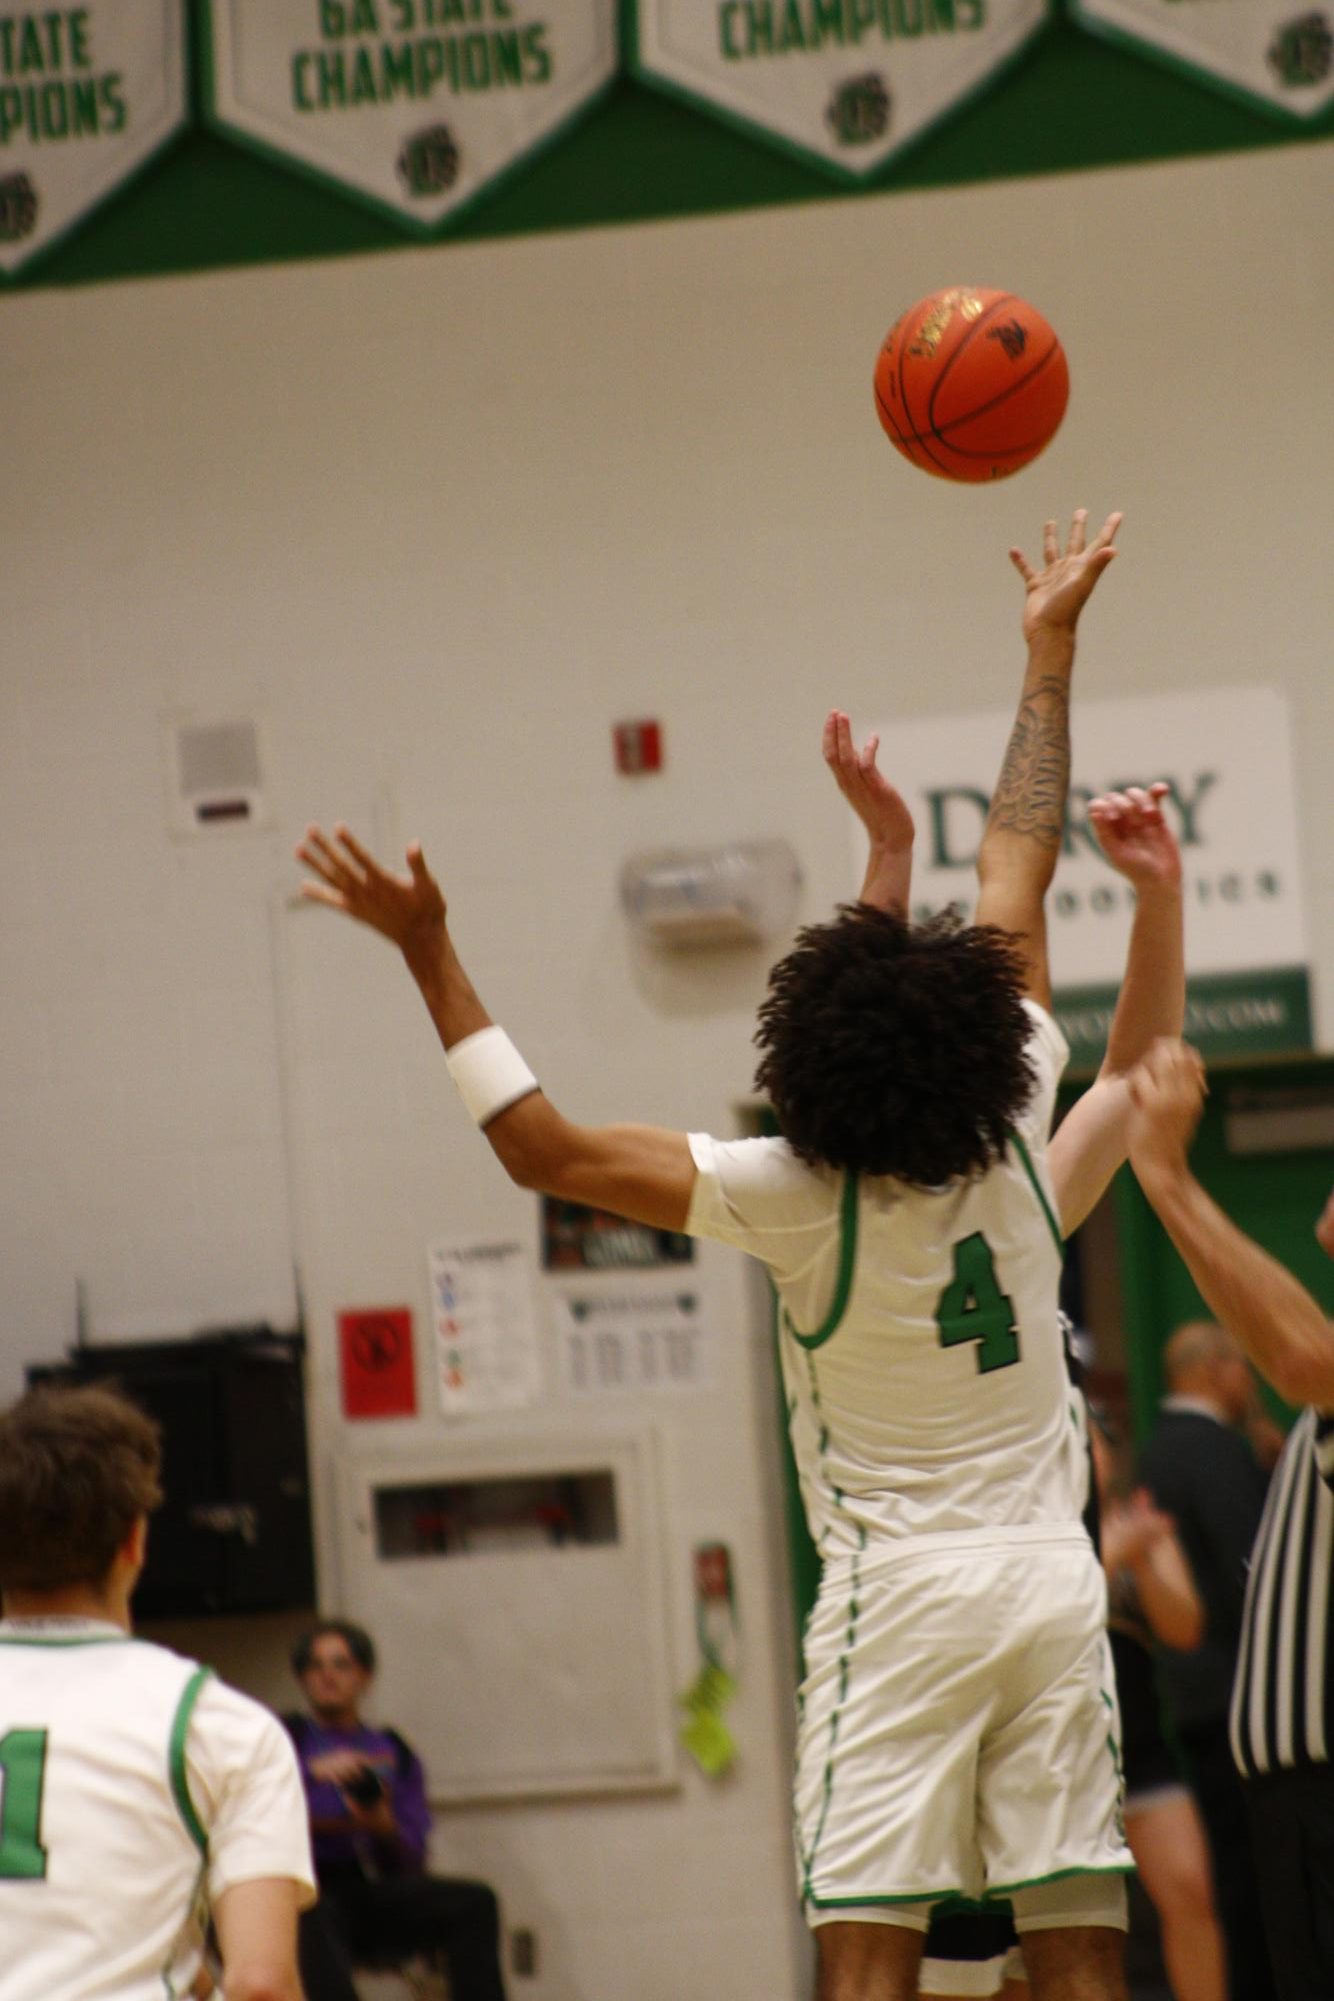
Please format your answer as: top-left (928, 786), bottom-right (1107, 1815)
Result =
top-left (0, 1382), bottom-right (316, 2001)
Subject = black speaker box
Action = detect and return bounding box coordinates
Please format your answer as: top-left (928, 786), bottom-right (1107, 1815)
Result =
top-left (28, 1330), bottom-right (316, 1618)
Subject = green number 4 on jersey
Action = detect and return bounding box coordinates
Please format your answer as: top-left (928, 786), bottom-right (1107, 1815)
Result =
top-left (935, 1233), bottom-right (1021, 1374)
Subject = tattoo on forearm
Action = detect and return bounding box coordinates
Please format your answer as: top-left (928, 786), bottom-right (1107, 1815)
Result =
top-left (987, 675), bottom-right (1070, 846)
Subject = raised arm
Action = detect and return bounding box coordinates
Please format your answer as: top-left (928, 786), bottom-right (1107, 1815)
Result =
top-left (297, 826), bottom-right (697, 1231)
top-left (821, 709), bottom-right (915, 915)
top-left (1048, 783), bottom-right (1184, 1235)
top-left (1128, 1041), bottom-right (1334, 1410)
top-left (975, 507), bottom-right (1122, 1008)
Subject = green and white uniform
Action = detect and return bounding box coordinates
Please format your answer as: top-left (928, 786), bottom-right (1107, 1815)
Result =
top-left (687, 1001), bottom-right (1131, 1919)
top-left (0, 1618), bottom-right (315, 2000)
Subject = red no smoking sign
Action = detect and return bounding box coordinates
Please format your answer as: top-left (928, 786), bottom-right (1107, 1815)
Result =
top-left (338, 1307), bottom-right (417, 1419)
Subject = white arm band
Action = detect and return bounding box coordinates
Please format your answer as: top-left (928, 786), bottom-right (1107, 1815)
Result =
top-left (445, 1026), bottom-right (539, 1128)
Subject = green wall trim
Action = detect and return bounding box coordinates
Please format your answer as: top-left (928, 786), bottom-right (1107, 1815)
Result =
top-left (2, 7), bottom-right (1329, 292)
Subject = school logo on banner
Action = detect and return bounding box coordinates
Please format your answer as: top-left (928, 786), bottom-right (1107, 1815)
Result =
top-left (202, 1), bottom-right (617, 233)
top-left (630, 0), bottom-right (1050, 179)
top-left (0, 4), bottom-right (188, 274)
top-left (1071, 0), bottom-right (1334, 119)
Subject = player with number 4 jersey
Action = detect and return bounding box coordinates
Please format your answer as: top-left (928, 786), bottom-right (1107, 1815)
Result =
top-left (296, 507), bottom-right (1187, 2001)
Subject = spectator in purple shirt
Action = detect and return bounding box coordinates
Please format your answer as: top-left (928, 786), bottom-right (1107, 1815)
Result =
top-left (285, 1618), bottom-right (507, 2001)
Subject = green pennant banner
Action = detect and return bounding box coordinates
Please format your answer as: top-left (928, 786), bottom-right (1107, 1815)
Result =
top-left (1071, 0), bottom-right (1333, 120)
top-left (631, 0), bottom-right (1051, 179)
top-left (0, 3), bottom-right (188, 273)
top-left (202, 0), bottom-right (618, 233)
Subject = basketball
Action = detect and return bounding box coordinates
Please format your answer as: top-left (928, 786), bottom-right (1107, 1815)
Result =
top-left (873, 288), bottom-right (1069, 482)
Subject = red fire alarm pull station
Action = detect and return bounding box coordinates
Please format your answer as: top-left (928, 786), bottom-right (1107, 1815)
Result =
top-left (613, 719), bottom-right (663, 774)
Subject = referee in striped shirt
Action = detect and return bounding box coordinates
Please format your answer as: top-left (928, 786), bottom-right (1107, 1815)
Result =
top-left (1128, 1039), bottom-right (1334, 2001)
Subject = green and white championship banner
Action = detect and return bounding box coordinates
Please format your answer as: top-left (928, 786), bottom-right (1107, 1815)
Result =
top-left (861, 686), bottom-right (1313, 1069)
top-left (0, 4), bottom-right (187, 274)
top-left (202, 1), bottom-right (616, 232)
top-left (631, 0), bottom-right (1050, 178)
top-left (1072, 0), bottom-right (1333, 120)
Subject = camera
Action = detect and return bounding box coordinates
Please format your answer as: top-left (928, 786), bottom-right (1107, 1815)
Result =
top-left (343, 1765), bottom-right (387, 1808)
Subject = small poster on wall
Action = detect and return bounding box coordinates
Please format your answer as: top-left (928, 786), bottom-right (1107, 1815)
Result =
top-left (429, 1239), bottom-right (542, 1417)
top-left (202, 1), bottom-right (618, 234)
top-left (552, 1279), bottom-right (709, 1396)
top-left (0, 3), bottom-right (189, 274)
top-left (541, 1195), bottom-right (693, 1273)
top-left (338, 1305), bottom-right (417, 1417)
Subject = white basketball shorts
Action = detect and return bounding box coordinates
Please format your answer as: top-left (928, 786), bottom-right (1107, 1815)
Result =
top-left (794, 1524), bottom-right (1132, 1919)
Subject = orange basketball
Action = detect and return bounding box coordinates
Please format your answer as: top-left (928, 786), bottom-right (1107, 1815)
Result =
top-left (873, 288), bottom-right (1069, 482)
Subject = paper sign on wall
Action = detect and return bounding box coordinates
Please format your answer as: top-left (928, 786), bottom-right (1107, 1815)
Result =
top-left (1072, 0), bottom-right (1333, 121)
top-left (632, 0), bottom-right (1049, 180)
top-left (338, 1306), bottom-right (417, 1417)
top-left (0, 3), bottom-right (189, 274)
top-left (553, 1280), bottom-right (708, 1396)
top-left (202, 1), bottom-right (618, 233)
top-left (429, 1239), bottom-right (542, 1416)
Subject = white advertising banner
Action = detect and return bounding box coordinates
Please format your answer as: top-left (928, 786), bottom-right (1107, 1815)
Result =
top-left (632, 0), bottom-right (1049, 178)
top-left (863, 686), bottom-right (1311, 1065)
top-left (203, 0), bottom-right (617, 232)
top-left (0, 3), bottom-right (188, 274)
top-left (1072, 0), bottom-right (1333, 119)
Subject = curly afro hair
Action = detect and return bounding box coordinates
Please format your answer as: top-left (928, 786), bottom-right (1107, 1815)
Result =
top-left (753, 905), bottom-right (1036, 1185)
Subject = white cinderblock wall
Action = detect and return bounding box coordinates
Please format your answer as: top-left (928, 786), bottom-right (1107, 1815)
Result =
top-left (1, 142), bottom-right (1331, 2001)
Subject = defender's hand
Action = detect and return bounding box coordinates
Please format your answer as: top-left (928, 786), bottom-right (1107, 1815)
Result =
top-left (1128, 1040), bottom-right (1207, 1172)
top-left (297, 824), bottom-right (446, 960)
top-left (822, 710), bottom-right (915, 855)
top-left (1010, 508), bottom-right (1122, 642)
top-left (1089, 784), bottom-right (1182, 890)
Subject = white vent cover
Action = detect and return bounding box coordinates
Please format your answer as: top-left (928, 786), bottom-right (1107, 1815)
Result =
top-left (621, 840), bottom-right (802, 948)
top-left (163, 715), bottom-right (271, 835)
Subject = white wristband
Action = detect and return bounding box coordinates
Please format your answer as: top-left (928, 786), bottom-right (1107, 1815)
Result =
top-left (446, 1026), bottom-right (539, 1128)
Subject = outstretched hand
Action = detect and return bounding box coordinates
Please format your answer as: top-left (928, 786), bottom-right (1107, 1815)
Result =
top-left (1010, 507), bottom-right (1122, 642)
top-left (1102, 1488), bottom-right (1177, 1573)
top-left (1088, 783), bottom-right (1182, 890)
top-left (822, 710), bottom-right (914, 855)
top-left (1128, 1039), bottom-right (1207, 1172)
top-left (296, 824), bottom-right (447, 961)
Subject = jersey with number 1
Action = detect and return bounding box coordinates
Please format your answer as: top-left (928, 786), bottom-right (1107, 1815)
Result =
top-left (0, 1621), bottom-right (315, 2001)
top-left (687, 1001), bottom-right (1084, 1555)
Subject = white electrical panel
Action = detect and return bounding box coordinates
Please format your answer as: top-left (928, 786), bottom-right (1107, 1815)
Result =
top-left (335, 1426), bottom-right (679, 1803)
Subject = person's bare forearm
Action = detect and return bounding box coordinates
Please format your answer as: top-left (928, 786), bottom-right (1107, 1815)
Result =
top-left (1131, 1534), bottom-right (1204, 1653)
top-left (1134, 1155), bottom-right (1334, 1408)
top-left (977, 628), bottom-right (1074, 895)
top-left (859, 841), bottom-right (913, 916)
top-left (403, 925), bottom-right (492, 1052)
top-left (1101, 880), bottom-right (1184, 1076)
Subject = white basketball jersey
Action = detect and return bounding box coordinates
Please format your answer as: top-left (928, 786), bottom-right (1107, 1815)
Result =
top-left (688, 1002), bottom-right (1085, 1554)
top-left (0, 1621), bottom-right (314, 2001)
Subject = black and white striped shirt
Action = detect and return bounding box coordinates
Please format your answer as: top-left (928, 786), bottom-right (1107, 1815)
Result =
top-left (1230, 1407), bottom-right (1334, 1778)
